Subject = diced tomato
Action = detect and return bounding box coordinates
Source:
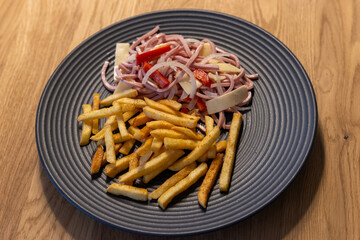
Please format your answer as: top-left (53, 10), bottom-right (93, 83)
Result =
top-left (193, 69), bottom-right (211, 87)
top-left (142, 62), bottom-right (170, 88)
top-left (182, 96), bottom-right (192, 103)
top-left (196, 98), bottom-right (207, 111)
top-left (136, 44), bottom-right (171, 64)
top-left (181, 107), bottom-right (189, 114)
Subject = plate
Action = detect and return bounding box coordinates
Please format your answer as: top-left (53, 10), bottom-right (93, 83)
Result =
top-left (36, 9), bottom-right (317, 236)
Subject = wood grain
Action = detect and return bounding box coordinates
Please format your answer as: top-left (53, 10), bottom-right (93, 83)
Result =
top-left (0, 0), bottom-right (359, 239)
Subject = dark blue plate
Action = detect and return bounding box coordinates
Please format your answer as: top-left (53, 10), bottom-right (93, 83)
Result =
top-left (36, 9), bottom-right (317, 236)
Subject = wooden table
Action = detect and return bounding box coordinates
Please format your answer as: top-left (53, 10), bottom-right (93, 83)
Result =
top-left (1, 0), bottom-right (359, 239)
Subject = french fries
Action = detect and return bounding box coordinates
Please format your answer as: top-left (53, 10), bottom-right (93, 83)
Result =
top-left (123, 156), bottom-right (139, 186)
top-left (104, 125), bottom-right (116, 163)
top-left (78, 104), bottom-right (121, 121)
top-left (198, 153), bottom-right (224, 208)
top-left (169, 127), bottom-right (220, 171)
top-left (77, 86), bottom-right (245, 210)
top-left (150, 129), bottom-right (190, 140)
top-left (219, 113), bottom-right (242, 192)
top-left (100, 89), bottom-right (138, 106)
top-left (149, 162), bottom-right (197, 199)
top-left (118, 149), bottom-right (184, 183)
top-left (158, 162), bottom-right (208, 209)
top-left (164, 138), bottom-right (199, 150)
top-left (79, 104), bottom-right (92, 145)
top-left (157, 99), bottom-right (182, 111)
top-left (144, 97), bottom-right (180, 115)
top-left (92, 94), bottom-right (100, 134)
top-left (107, 183), bottom-right (148, 201)
top-left (91, 145), bottom-right (104, 174)
top-left (128, 112), bottom-right (152, 127)
top-left (151, 137), bottom-right (163, 153)
top-left (146, 120), bottom-right (175, 129)
top-left (216, 140), bottom-right (227, 152)
top-left (143, 106), bottom-right (199, 128)
top-left (119, 139), bottom-right (136, 155)
top-left (105, 153), bottom-right (138, 178)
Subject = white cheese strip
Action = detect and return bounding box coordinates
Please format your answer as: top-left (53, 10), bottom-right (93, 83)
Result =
top-left (114, 43), bottom-right (132, 93)
top-left (178, 73), bottom-right (202, 95)
top-left (205, 85), bottom-right (248, 114)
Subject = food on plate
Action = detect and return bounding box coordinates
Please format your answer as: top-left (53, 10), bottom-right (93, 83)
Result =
top-left (90, 145), bottom-right (104, 174)
top-left (92, 94), bottom-right (100, 134)
top-left (79, 104), bottom-right (92, 146)
top-left (158, 162), bottom-right (208, 209)
top-left (168, 127), bottom-right (220, 171)
top-left (106, 183), bottom-right (148, 201)
top-left (76, 26), bottom-right (257, 209)
top-left (219, 113), bottom-right (243, 192)
top-left (148, 162), bottom-right (197, 200)
top-left (198, 153), bottom-right (224, 208)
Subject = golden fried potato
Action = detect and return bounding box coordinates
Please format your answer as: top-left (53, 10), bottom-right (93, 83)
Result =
top-left (198, 153), bottom-right (224, 208)
top-left (105, 153), bottom-right (138, 178)
top-left (106, 183), bottom-right (148, 201)
top-left (91, 145), bottom-right (104, 174)
top-left (118, 149), bottom-right (184, 183)
top-left (100, 89), bottom-right (138, 106)
top-left (169, 127), bottom-right (220, 171)
top-left (78, 104), bottom-right (121, 121)
top-left (104, 125), bottom-right (116, 163)
top-left (148, 162), bottom-right (197, 199)
top-left (219, 113), bottom-right (242, 192)
top-left (92, 93), bottom-right (100, 134)
top-left (79, 104), bottom-right (92, 146)
top-left (163, 138), bottom-right (199, 150)
top-left (158, 162), bottom-right (208, 209)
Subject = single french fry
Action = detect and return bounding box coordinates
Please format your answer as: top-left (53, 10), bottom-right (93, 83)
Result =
top-left (204, 115), bottom-right (216, 159)
top-left (100, 89), bottom-right (138, 106)
top-left (102, 143), bottom-right (122, 166)
top-left (171, 126), bottom-right (204, 140)
top-left (144, 97), bottom-right (180, 115)
top-left (113, 133), bottom-right (133, 144)
top-left (123, 156), bottom-right (139, 185)
top-left (136, 137), bottom-right (153, 156)
top-left (77, 104), bottom-right (121, 121)
top-left (151, 137), bottom-right (163, 154)
top-left (216, 140), bottom-right (227, 153)
top-left (91, 145), bottom-right (104, 174)
top-left (128, 112), bottom-right (152, 127)
top-left (169, 127), bottom-right (220, 171)
top-left (143, 106), bottom-right (199, 128)
top-left (119, 139), bottom-right (136, 155)
top-left (163, 138), bottom-right (200, 150)
top-left (150, 129), bottom-right (190, 140)
top-left (146, 120), bottom-right (175, 130)
top-left (118, 149), bottom-right (184, 183)
top-left (198, 153), bottom-right (224, 208)
top-left (138, 149), bottom-right (153, 166)
top-left (197, 153), bottom-right (208, 162)
top-left (123, 109), bottom-right (140, 122)
top-left (158, 99), bottom-right (182, 111)
top-left (104, 125), bottom-right (116, 163)
top-left (128, 126), bottom-right (148, 141)
top-left (80, 104), bottom-right (92, 145)
top-left (113, 102), bottom-right (131, 139)
top-left (148, 162), bottom-right (197, 199)
top-left (158, 162), bottom-right (208, 209)
top-left (113, 98), bottom-right (146, 108)
top-left (205, 115), bottom-right (214, 135)
top-left (219, 113), bottom-right (242, 192)
top-left (106, 183), bottom-right (148, 201)
top-left (92, 93), bottom-right (100, 134)
top-left (207, 145), bottom-right (217, 159)
top-left (140, 126), bottom-right (151, 139)
top-left (105, 153), bottom-right (138, 178)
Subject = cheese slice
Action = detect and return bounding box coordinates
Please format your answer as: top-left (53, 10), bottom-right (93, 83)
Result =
top-left (205, 85), bottom-right (248, 114)
top-left (178, 73), bottom-right (202, 95)
top-left (114, 43), bottom-right (132, 93)
top-left (216, 63), bottom-right (242, 73)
